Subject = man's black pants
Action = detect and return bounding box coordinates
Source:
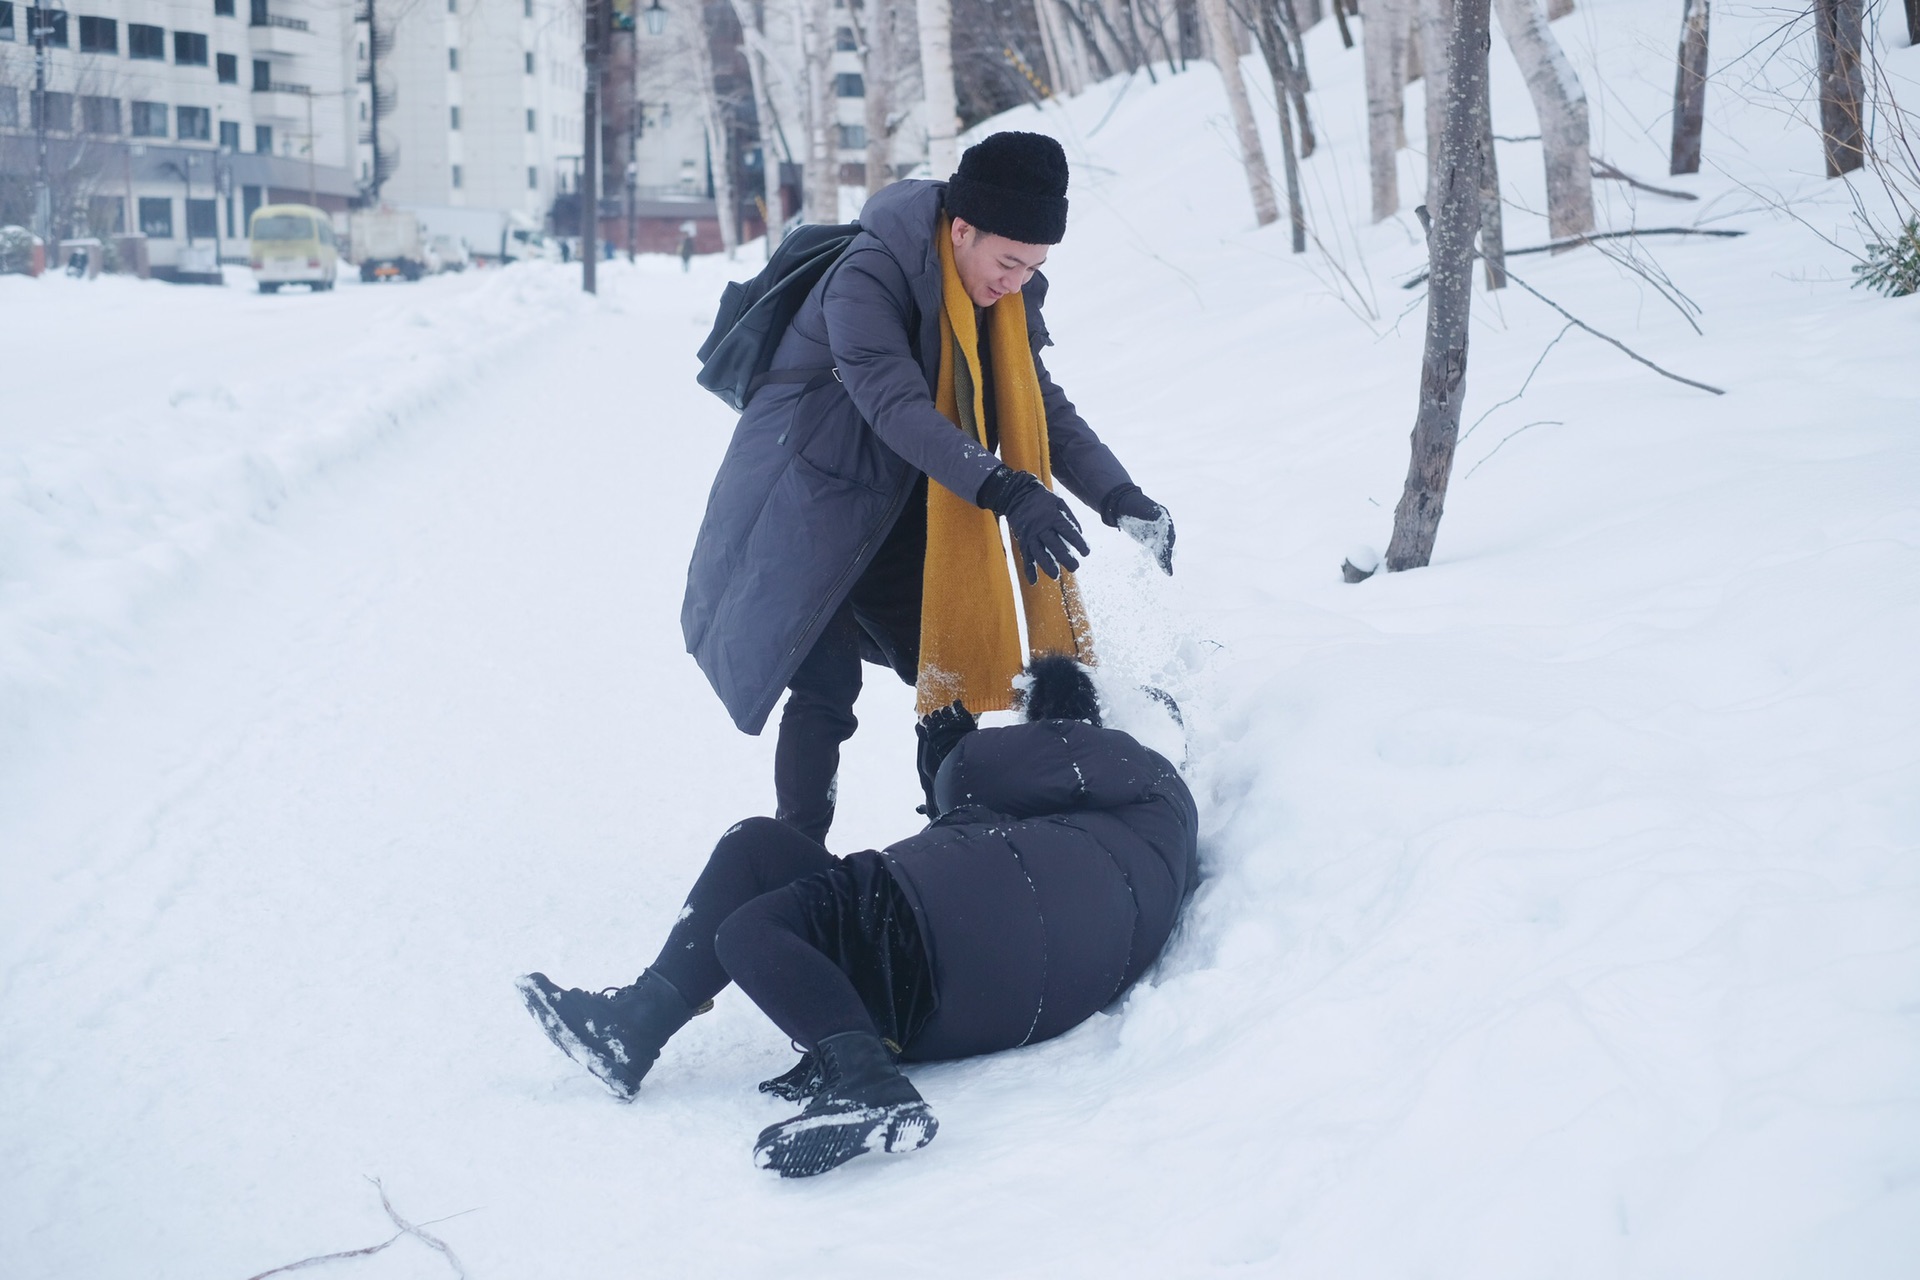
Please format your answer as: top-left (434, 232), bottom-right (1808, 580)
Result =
top-left (773, 480), bottom-right (926, 843)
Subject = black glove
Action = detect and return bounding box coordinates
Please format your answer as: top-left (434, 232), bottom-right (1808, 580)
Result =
top-left (914, 699), bottom-right (977, 816)
top-left (976, 466), bottom-right (1090, 584)
top-left (1101, 483), bottom-right (1175, 576)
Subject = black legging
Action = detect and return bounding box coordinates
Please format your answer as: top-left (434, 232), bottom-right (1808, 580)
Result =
top-left (647, 817), bottom-right (930, 1052)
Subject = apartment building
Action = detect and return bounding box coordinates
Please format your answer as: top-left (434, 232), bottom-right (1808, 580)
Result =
top-left (367, 0), bottom-right (584, 227)
top-left (0, 0), bottom-right (358, 272)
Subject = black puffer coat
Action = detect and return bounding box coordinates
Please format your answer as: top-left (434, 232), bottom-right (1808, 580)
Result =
top-left (680, 180), bottom-right (1134, 734)
top-left (880, 719), bottom-right (1200, 1062)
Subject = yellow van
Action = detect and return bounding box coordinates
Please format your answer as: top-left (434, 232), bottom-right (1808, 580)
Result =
top-left (249, 204), bottom-right (339, 293)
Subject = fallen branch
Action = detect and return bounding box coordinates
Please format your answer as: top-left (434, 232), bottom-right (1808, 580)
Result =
top-left (1504, 267), bottom-right (1726, 395)
top-left (1466, 419), bottom-right (1566, 477)
top-left (1592, 158), bottom-right (1699, 200)
top-left (1402, 226), bottom-right (1746, 287)
top-left (1459, 321), bottom-right (1575, 444)
top-left (243, 1180), bottom-right (471, 1280)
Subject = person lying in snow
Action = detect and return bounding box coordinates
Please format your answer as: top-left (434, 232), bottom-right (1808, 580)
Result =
top-left (517, 656), bottom-right (1200, 1178)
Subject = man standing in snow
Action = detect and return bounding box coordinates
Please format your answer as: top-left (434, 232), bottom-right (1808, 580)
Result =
top-left (682, 131), bottom-right (1175, 842)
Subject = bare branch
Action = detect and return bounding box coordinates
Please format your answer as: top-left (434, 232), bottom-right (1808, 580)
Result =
top-left (1465, 420), bottom-right (1566, 478)
top-left (1592, 158), bottom-right (1699, 201)
top-left (1502, 267), bottom-right (1726, 395)
top-left (1458, 321), bottom-right (1574, 444)
top-left (239, 1179), bottom-right (471, 1280)
top-left (1400, 226), bottom-right (1746, 286)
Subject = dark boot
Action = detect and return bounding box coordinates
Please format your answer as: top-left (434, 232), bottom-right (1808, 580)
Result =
top-left (757, 1050), bottom-right (823, 1103)
top-left (753, 1032), bottom-right (937, 1177)
top-left (516, 969), bottom-right (701, 1100)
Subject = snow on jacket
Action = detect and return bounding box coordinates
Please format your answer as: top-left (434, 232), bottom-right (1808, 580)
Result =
top-left (880, 718), bottom-right (1199, 1062)
top-left (680, 180), bottom-right (1134, 734)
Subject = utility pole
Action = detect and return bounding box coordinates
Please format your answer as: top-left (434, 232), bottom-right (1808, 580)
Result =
top-left (582, 0), bottom-right (602, 293)
top-left (30, 6), bottom-right (63, 242)
top-left (365, 0), bottom-right (384, 202)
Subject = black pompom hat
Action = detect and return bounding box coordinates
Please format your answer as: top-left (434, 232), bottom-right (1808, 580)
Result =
top-left (944, 131), bottom-right (1070, 245)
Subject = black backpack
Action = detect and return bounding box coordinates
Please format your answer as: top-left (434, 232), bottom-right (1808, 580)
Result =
top-left (696, 222), bottom-right (861, 411)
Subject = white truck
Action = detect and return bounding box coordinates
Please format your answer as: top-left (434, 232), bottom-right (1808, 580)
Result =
top-left (402, 205), bottom-right (558, 266)
top-left (350, 207), bottom-right (427, 282)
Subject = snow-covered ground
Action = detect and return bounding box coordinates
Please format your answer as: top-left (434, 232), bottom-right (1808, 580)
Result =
top-left (4, 2), bottom-right (1917, 1276)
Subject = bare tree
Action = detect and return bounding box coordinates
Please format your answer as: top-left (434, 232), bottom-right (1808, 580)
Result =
top-left (1475, 52), bottom-right (1505, 287)
top-left (1385, 0), bottom-right (1492, 572)
top-left (1669, 0), bottom-right (1709, 176)
top-left (1363, 0), bottom-right (1412, 220)
top-left (1815, 0), bottom-right (1865, 178)
top-left (1201, 0), bottom-right (1281, 224)
top-left (1492, 0), bottom-right (1594, 243)
top-left (1906, 0), bottom-right (1919, 47)
top-left (792, 0), bottom-right (838, 220)
top-left (1247, 0), bottom-right (1308, 248)
top-left (1545, 0), bottom-right (1572, 16)
top-left (728, 0), bottom-right (792, 243)
top-left (1413, 0), bottom-right (1455, 210)
top-left (676, 0), bottom-right (741, 254)
top-left (917, 0), bottom-right (960, 178)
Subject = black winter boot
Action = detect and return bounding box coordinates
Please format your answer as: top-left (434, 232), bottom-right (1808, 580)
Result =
top-left (752, 1032), bottom-right (937, 1177)
top-left (516, 969), bottom-right (701, 1100)
top-left (758, 1050), bottom-right (824, 1103)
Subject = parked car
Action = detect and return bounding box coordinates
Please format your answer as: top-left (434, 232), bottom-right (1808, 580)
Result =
top-left (351, 207), bottom-right (427, 282)
top-left (424, 233), bottom-right (471, 274)
top-left (249, 205), bottom-right (338, 293)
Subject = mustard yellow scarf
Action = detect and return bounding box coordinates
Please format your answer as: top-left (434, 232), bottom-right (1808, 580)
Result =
top-left (916, 216), bottom-right (1093, 715)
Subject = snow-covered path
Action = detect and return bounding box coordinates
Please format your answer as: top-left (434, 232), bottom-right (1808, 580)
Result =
top-left (6, 4), bottom-right (1920, 1274)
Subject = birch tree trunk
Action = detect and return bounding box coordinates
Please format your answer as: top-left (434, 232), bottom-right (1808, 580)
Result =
top-left (1255, 0), bottom-right (1309, 248)
top-left (728, 0), bottom-right (789, 246)
top-left (680, 0), bottom-right (740, 255)
top-left (1815, 0), bottom-right (1865, 178)
top-left (1475, 55), bottom-right (1504, 288)
top-left (917, 0), bottom-right (960, 179)
top-left (1386, 0), bottom-right (1491, 572)
top-left (1906, 0), bottom-right (1919, 48)
top-left (1272, 0), bottom-right (1316, 153)
top-left (1413, 0), bottom-right (1455, 212)
top-left (1492, 0), bottom-right (1594, 243)
top-left (854, 0), bottom-right (895, 197)
top-left (1668, 0), bottom-right (1708, 176)
top-left (1331, 0), bottom-right (1354, 47)
top-left (1201, 0), bottom-right (1281, 225)
top-left (795, 0), bottom-right (837, 221)
top-left (1363, 0), bottom-right (1411, 220)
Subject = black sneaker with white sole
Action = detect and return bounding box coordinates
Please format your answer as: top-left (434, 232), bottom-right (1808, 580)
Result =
top-left (753, 1031), bottom-right (937, 1177)
top-left (516, 969), bottom-right (701, 1100)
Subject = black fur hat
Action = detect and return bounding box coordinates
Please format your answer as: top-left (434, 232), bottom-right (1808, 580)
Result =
top-left (1020, 655), bottom-right (1102, 726)
top-left (945, 131), bottom-right (1070, 245)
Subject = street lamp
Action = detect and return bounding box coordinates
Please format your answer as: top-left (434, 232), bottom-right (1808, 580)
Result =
top-left (641, 0), bottom-right (666, 36)
top-left (584, 0), bottom-right (664, 293)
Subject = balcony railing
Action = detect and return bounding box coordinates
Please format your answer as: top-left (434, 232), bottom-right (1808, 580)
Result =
top-left (255, 13), bottom-right (310, 29)
top-left (253, 80), bottom-right (311, 94)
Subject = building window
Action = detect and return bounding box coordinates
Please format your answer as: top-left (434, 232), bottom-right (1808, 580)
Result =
top-left (31, 90), bottom-right (73, 131)
top-left (130, 99), bottom-right (168, 136)
top-left (218, 118), bottom-right (239, 149)
top-left (834, 25), bottom-right (855, 50)
top-left (358, 99), bottom-right (367, 120)
top-left (255, 123), bottom-right (272, 152)
top-left (128, 22), bottom-right (164, 58)
top-left (252, 58), bottom-right (269, 90)
top-left (81, 94), bottom-right (120, 132)
top-left (836, 123), bottom-right (867, 149)
top-left (448, 46), bottom-right (458, 70)
top-left (215, 0), bottom-right (235, 15)
top-left (524, 51), bottom-right (533, 73)
top-left (177, 105), bottom-right (211, 139)
top-left (833, 72), bottom-right (864, 98)
top-left (528, 165), bottom-right (537, 189)
top-left (451, 164), bottom-right (463, 188)
top-left (89, 195), bottom-right (125, 233)
top-left (78, 16), bottom-right (117, 52)
top-left (27, 7), bottom-right (69, 45)
top-left (525, 108), bottom-right (534, 132)
top-left (139, 196), bottom-right (174, 238)
top-left (186, 198), bottom-right (218, 238)
top-left (174, 30), bottom-right (208, 64)
top-left (449, 105), bottom-right (459, 129)
top-left (0, 3), bottom-right (13, 42)
top-left (217, 52), bottom-right (237, 82)
top-left (0, 88), bottom-right (16, 127)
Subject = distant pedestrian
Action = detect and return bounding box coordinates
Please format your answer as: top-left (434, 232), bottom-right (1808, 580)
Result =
top-left (682, 131), bottom-right (1177, 845)
top-left (518, 657), bottom-right (1199, 1178)
top-left (679, 230), bottom-right (695, 272)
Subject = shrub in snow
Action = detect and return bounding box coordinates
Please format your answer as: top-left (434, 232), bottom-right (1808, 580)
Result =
top-left (1852, 216), bottom-right (1920, 297)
